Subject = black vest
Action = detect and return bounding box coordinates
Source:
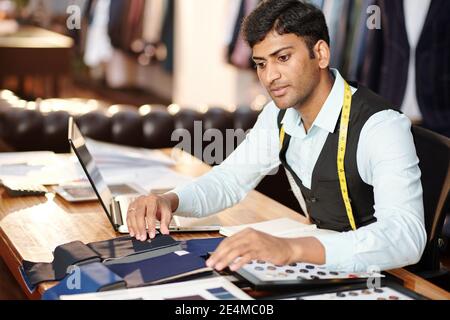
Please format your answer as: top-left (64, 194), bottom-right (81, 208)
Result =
top-left (278, 84), bottom-right (394, 232)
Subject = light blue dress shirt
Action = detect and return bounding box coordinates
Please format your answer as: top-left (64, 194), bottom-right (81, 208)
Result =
top-left (173, 69), bottom-right (426, 273)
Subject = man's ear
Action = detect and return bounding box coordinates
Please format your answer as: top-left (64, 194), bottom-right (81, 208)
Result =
top-left (314, 40), bottom-right (331, 70)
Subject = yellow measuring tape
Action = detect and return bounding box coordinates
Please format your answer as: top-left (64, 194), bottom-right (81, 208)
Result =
top-left (279, 126), bottom-right (286, 150)
top-left (279, 81), bottom-right (356, 230)
top-left (338, 82), bottom-right (356, 230)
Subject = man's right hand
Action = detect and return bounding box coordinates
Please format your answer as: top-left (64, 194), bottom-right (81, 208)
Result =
top-left (126, 192), bottom-right (179, 241)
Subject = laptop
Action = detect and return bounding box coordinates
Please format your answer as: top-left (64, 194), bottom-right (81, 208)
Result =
top-left (68, 117), bottom-right (221, 234)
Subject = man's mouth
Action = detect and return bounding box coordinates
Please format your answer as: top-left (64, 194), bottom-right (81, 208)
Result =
top-left (270, 85), bottom-right (289, 97)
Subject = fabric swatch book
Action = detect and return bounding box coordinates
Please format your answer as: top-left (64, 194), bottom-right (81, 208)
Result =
top-left (42, 262), bottom-right (126, 300)
top-left (22, 234), bottom-right (181, 286)
top-left (219, 218), bottom-right (338, 238)
top-left (107, 250), bottom-right (213, 287)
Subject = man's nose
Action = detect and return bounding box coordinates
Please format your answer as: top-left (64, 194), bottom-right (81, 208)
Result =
top-left (265, 64), bottom-right (281, 85)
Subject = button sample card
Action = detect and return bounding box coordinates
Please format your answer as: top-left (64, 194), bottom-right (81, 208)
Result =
top-left (241, 260), bottom-right (384, 282)
top-left (287, 287), bottom-right (413, 300)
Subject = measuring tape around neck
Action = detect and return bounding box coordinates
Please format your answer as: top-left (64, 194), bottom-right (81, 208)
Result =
top-left (279, 81), bottom-right (356, 230)
top-left (338, 81), bottom-right (356, 230)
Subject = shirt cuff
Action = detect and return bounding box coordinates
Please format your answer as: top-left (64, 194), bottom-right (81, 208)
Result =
top-left (313, 232), bottom-right (357, 272)
top-left (170, 184), bottom-right (197, 217)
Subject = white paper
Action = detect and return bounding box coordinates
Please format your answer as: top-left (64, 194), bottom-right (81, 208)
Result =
top-left (219, 218), bottom-right (337, 238)
top-left (0, 152), bottom-right (83, 185)
top-left (61, 277), bottom-right (253, 300)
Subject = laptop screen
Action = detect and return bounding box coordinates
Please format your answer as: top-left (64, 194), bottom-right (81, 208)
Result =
top-left (68, 117), bottom-right (115, 226)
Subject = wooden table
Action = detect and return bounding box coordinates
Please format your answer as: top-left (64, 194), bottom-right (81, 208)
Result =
top-left (0, 150), bottom-right (449, 300)
top-left (0, 25), bottom-right (73, 97)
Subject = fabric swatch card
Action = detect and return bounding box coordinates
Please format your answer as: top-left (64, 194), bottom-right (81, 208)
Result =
top-left (107, 251), bottom-right (212, 287)
top-left (183, 237), bottom-right (224, 257)
top-left (88, 234), bottom-right (180, 261)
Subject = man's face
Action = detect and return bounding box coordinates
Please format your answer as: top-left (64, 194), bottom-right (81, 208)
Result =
top-left (252, 31), bottom-right (320, 110)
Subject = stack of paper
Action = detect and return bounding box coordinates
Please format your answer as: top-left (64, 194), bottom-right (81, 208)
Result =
top-left (86, 138), bottom-right (175, 169)
top-left (82, 139), bottom-right (193, 192)
top-left (0, 141), bottom-right (192, 192)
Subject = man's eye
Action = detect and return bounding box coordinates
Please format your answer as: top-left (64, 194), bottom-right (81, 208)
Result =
top-left (255, 62), bottom-right (266, 69)
top-left (279, 55), bottom-right (290, 62)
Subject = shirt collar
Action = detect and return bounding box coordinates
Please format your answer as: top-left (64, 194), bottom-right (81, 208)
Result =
top-left (281, 68), bottom-right (347, 135)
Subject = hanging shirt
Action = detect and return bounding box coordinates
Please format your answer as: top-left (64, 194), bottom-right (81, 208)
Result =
top-left (172, 69), bottom-right (426, 273)
top-left (401, 0), bottom-right (432, 122)
top-left (84, 0), bottom-right (113, 67)
top-left (142, 0), bottom-right (168, 43)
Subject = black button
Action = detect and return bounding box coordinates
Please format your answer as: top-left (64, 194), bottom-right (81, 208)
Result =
top-left (285, 269), bottom-right (295, 274)
top-left (299, 269), bottom-right (309, 273)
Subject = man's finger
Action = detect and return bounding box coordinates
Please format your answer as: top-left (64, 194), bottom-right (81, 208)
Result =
top-left (230, 254), bottom-right (253, 272)
top-left (126, 207), bottom-right (137, 238)
top-left (207, 237), bottom-right (245, 268)
top-left (159, 202), bottom-right (172, 235)
top-left (214, 247), bottom-right (247, 271)
top-left (145, 198), bottom-right (158, 239)
top-left (133, 200), bottom-right (148, 241)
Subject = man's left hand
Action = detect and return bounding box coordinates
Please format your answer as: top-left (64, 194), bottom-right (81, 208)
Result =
top-left (206, 228), bottom-right (299, 271)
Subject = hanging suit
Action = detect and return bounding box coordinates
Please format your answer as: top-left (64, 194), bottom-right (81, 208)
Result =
top-left (360, 0), bottom-right (450, 137)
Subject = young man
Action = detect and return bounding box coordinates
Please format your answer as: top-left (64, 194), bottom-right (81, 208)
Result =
top-left (126, 0), bottom-right (426, 272)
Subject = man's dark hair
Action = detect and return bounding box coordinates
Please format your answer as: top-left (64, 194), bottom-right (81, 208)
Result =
top-left (242, 0), bottom-right (330, 58)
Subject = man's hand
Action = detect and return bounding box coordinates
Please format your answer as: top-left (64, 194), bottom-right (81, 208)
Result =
top-left (206, 228), bottom-right (298, 271)
top-left (206, 228), bottom-right (326, 271)
top-left (126, 192), bottom-right (179, 241)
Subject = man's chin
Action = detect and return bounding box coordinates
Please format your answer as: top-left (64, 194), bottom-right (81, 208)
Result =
top-left (272, 98), bottom-right (292, 110)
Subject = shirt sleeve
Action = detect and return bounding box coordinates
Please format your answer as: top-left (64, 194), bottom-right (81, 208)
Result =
top-left (172, 103), bottom-right (282, 218)
top-left (314, 110), bottom-right (427, 272)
